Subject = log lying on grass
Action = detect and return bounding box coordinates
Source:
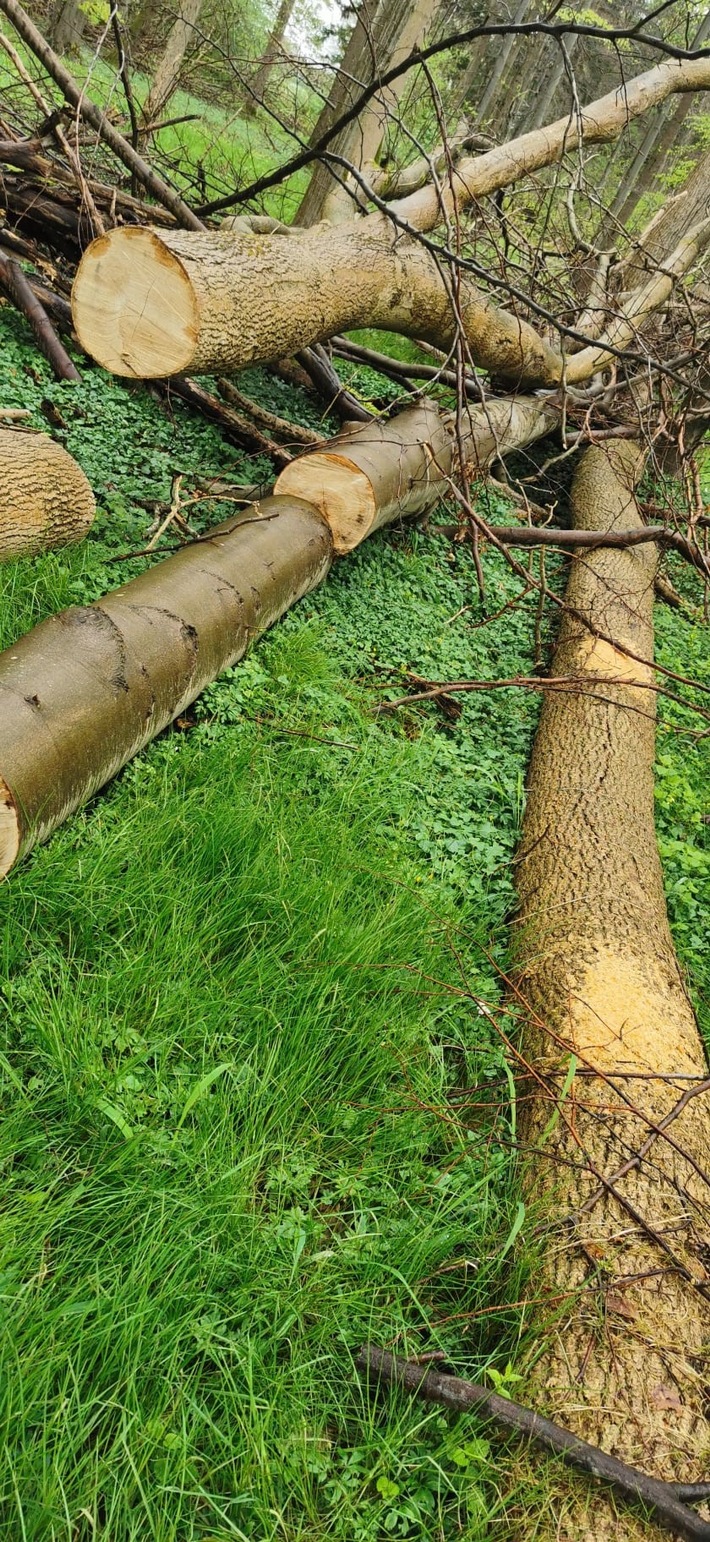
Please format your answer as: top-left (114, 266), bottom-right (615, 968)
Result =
top-left (0, 393), bottom-right (558, 875)
top-left (0, 429), bottom-right (95, 558)
top-left (275, 396), bottom-right (557, 552)
top-left (514, 442), bottom-right (710, 1539)
top-left (70, 222), bottom-right (561, 389)
top-left (0, 497), bottom-right (332, 876)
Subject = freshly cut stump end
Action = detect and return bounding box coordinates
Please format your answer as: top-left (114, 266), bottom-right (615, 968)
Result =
top-left (276, 402), bottom-right (453, 552)
top-left (72, 226), bottom-right (198, 378)
top-left (0, 429), bottom-right (95, 559)
top-left (0, 777), bottom-right (20, 878)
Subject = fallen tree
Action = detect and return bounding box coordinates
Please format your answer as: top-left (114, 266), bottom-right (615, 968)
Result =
top-left (0, 393), bottom-right (557, 875)
top-left (274, 395), bottom-right (557, 551)
top-left (0, 429), bottom-right (95, 559)
top-left (70, 220), bottom-right (559, 388)
top-left (0, 496), bottom-right (330, 877)
top-left (2, 6), bottom-right (710, 1533)
top-left (513, 442), bottom-right (710, 1538)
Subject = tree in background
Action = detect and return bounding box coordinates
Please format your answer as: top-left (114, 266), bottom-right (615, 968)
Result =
top-left (1, 2), bottom-right (710, 1537)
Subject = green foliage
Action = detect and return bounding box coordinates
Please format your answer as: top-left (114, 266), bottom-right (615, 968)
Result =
top-left (0, 280), bottom-right (708, 1541)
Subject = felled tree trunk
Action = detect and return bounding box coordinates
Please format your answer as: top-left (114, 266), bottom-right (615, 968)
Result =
top-left (0, 392), bottom-right (560, 874)
top-left (71, 222), bottom-right (560, 388)
top-left (0, 429), bottom-right (95, 559)
top-left (0, 497), bottom-right (332, 876)
top-left (275, 395), bottom-right (557, 551)
top-left (513, 442), bottom-right (710, 1539)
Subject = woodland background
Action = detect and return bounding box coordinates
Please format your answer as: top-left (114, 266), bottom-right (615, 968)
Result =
top-left (0, 2), bottom-right (708, 1539)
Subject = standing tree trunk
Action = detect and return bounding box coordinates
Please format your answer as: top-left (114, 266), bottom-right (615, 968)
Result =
top-left (323, 0), bottom-right (441, 221)
top-left (525, 32), bottom-right (579, 132)
top-left (296, 0), bottom-right (440, 225)
top-left (139, 0), bottom-right (203, 142)
top-left (245, 0), bottom-right (296, 116)
top-left (472, 0), bottom-right (534, 128)
top-left (513, 442), bottom-right (710, 1539)
top-left (604, 7), bottom-right (710, 238)
top-left (295, 0), bottom-right (381, 227)
top-left (635, 148), bottom-right (710, 272)
top-left (47, 0), bottom-right (84, 54)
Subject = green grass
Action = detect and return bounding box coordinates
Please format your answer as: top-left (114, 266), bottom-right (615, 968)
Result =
top-left (0, 176), bottom-right (709, 1542)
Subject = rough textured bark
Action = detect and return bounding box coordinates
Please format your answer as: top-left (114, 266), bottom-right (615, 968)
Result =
top-left (70, 221), bottom-right (561, 388)
top-left (140, 0), bottom-right (203, 140)
top-left (513, 442), bottom-right (710, 1540)
top-left (275, 395), bottom-right (557, 551)
top-left (0, 429), bottom-right (95, 559)
top-left (70, 205), bottom-right (709, 392)
top-left (0, 497), bottom-right (332, 876)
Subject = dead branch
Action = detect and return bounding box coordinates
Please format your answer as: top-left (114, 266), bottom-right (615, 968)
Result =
top-left (356, 1345), bottom-right (710, 1542)
top-left (0, 0), bottom-right (203, 229)
top-left (0, 255), bottom-right (79, 380)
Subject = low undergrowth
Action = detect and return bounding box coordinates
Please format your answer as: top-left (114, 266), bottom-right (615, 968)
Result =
top-left (0, 303), bottom-right (708, 1540)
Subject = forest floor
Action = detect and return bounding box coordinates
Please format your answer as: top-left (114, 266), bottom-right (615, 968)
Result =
top-left (0, 169), bottom-right (709, 1542)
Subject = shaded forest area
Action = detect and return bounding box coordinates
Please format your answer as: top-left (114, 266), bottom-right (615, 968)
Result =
top-left (0, 2), bottom-right (709, 1539)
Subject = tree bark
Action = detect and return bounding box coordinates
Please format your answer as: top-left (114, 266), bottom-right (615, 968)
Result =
top-left (69, 221), bottom-right (562, 387)
top-left (0, 497), bottom-right (332, 877)
top-left (0, 391), bottom-right (559, 875)
top-left (0, 256), bottom-right (80, 381)
top-left (0, 428), bottom-right (95, 559)
top-left (245, 0), bottom-right (296, 116)
top-left (70, 207), bottom-right (709, 391)
top-left (632, 149), bottom-right (710, 275)
top-left (391, 52), bottom-right (710, 234)
top-left (513, 441), bottom-right (710, 1539)
top-left (296, 0), bottom-right (440, 225)
top-left (47, 0), bottom-right (84, 54)
top-left (139, 0), bottom-right (203, 143)
top-left (295, 0), bottom-right (382, 227)
top-left (604, 8), bottom-right (710, 236)
top-left (472, 0), bottom-right (534, 128)
top-left (320, 0), bottom-right (442, 224)
top-left (275, 394), bottom-right (557, 551)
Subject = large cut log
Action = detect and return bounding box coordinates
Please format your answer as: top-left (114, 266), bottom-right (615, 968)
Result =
top-left (513, 442), bottom-right (710, 1539)
top-left (0, 393), bottom-right (559, 875)
top-left (0, 498), bottom-right (332, 876)
top-left (275, 396), bottom-right (557, 552)
top-left (70, 205), bottom-right (710, 395)
top-left (70, 223), bottom-right (561, 389)
top-left (0, 429), bottom-right (95, 559)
